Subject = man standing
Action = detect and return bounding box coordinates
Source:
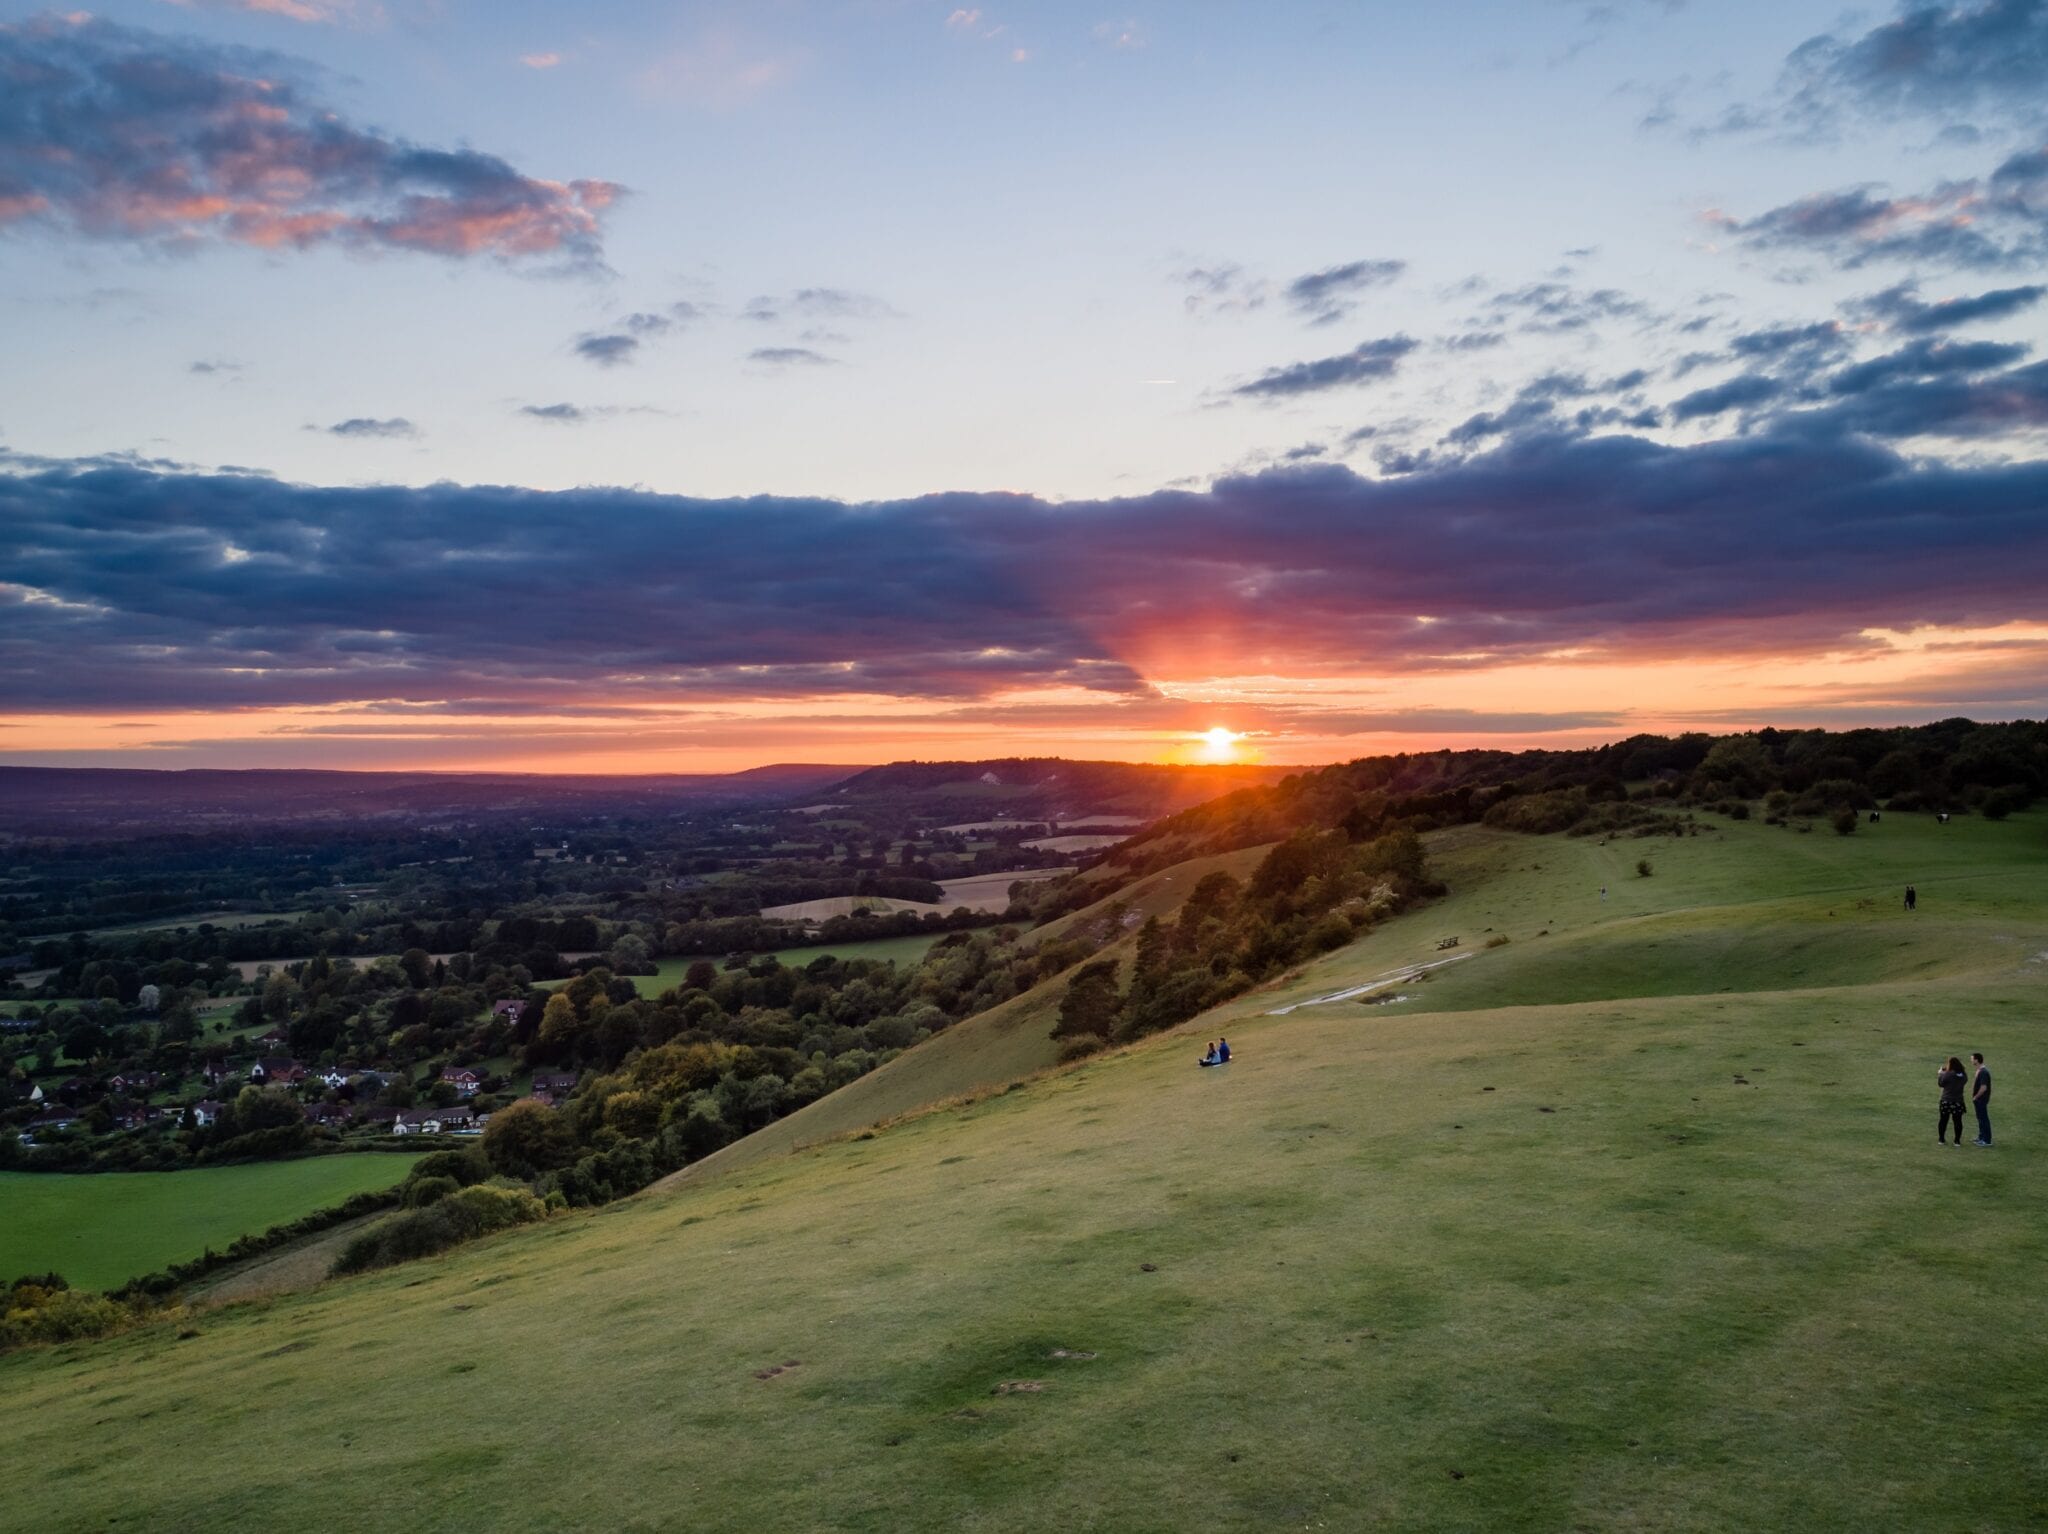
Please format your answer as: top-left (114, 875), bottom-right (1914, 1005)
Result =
top-left (1972, 1052), bottom-right (1993, 1147)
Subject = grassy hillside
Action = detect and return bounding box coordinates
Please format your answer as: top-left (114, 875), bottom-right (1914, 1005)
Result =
top-left (0, 1155), bottom-right (421, 1292)
top-left (3, 814), bottom-right (2044, 1531)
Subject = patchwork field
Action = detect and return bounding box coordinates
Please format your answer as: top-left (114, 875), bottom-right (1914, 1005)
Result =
top-left (627, 934), bottom-right (946, 997)
top-left (0, 1155), bottom-right (422, 1292)
top-left (3, 812), bottom-right (2043, 1531)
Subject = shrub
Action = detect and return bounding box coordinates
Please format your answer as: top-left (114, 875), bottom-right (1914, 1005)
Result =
top-left (333, 1184), bottom-right (548, 1275)
top-left (1725, 801), bottom-right (1751, 820)
top-left (1635, 859), bottom-right (1653, 878)
top-left (1832, 807), bottom-right (1858, 836)
top-left (1, 1280), bottom-right (129, 1350)
top-left (1981, 785), bottom-right (2028, 821)
top-left (1483, 790), bottom-right (1588, 835)
top-left (408, 1147), bottom-right (490, 1187)
top-left (1057, 1036), bottom-right (1107, 1064)
top-left (402, 1175), bottom-right (459, 1209)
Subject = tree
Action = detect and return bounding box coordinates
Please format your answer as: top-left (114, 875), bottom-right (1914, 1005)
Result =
top-left (1052, 961), bottom-right (1122, 1041)
top-left (482, 1099), bottom-right (577, 1178)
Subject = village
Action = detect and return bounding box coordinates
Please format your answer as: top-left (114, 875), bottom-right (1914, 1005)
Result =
top-left (7, 1000), bottom-right (578, 1155)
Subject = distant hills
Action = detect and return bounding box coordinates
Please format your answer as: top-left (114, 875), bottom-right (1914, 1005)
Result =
top-left (0, 758), bottom-right (1296, 837)
top-left (0, 764), bottom-right (859, 836)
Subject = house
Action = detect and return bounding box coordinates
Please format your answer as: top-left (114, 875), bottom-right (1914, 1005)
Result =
top-left (303, 1102), bottom-right (352, 1128)
top-left (356, 1105), bottom-right (401, 1130)
top-left (111, 1104), bottom-right (159, 1132)
top-left (531, 1071), bottom-right (579, 1098)
top-left (31, 1108), bottom-right (78, 1132)
top-left (394, 1106), bottom-right (474, 1135)
top-left (439, 1067), bottom-right (482, 1098)
top-left (201, 1060), bottom-right (234, 1084)
top-left (191, 1099), bottom-right (226, 1127)
top-left (490, 999), bottom-right (524, 1021)
top-left (9, 1080), bottom-right (44, 1105)
top-left (109, 1071), bottom-right (162, 1094)
top-left (250, 1057), bottom-right (308, 1086)
top-left (253, 1028), bottom-right (290, 1050)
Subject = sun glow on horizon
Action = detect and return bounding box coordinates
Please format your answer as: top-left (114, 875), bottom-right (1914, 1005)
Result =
top-left (1196, 725), bottom-right (1243, 763)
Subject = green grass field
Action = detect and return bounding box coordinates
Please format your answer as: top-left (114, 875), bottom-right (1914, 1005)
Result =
top-left (0, 1155), bottom-right (422, 1292)
top-left (626, 934), bottom-right (946, 997)
top-left (2, 812), bottom-right (2044, 1531)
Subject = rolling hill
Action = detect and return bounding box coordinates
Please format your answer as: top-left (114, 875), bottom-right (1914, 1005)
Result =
top-left (2, 810), bottom-right (2044, 1531)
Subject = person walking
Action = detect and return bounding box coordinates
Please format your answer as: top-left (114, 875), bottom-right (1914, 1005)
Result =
top-left (1938, 1057), bottom-right (1969, 1145)
top-left (1972, 1052), bottom-right (1993, 1146)
top-left (1905, 885), bottom-right (1917, 912)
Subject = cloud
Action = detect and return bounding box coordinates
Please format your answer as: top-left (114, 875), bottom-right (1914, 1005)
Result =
top-left (519, 403), bottom-right (586, 423)
top-left (574, 334), bottom-right (641, 367)
top-left (1176, 264), bottom-right (1268, 317)
top-left (748, 347), bottom-right (836, 366)
top-left (1851, 279), bottom-right (2048, 331)
top-left (570, 302), bottom-right (702, 367)
top-left (318, 417), bottom-right (417, 439)
top-left (1668, 374), bottom-right (1785, 422)
top-left (743, 288), bottom-right (899, 325)
top-left (1783, 0), bottom-right (2048, 124)
top-left (1482, 282), bottom-right (1649, 332)
top-left (1445, 370), bottom-right (1656, 444)
top-left (1092, 19), bottom-right (1145, 49)
top-left (11, 419), bottom-right (2048, 715)
top-left (1441, 330), bottom-right (1507, 352)
top-left (519, 52), bottom-right (563, 70)
top-left (1825, 337), bottom-right (2031, 396)
top-left (1232, 335), bottom-right (1418, 399)
top-left (162, 0), bottom-right (377, 24)
top-left (0, 15), bottom-right (620, 266)
top-left (189, 360), bottom-right (242, 376)
top-left (1284, 259), bottom-right (1406, 326)
top-left (1716, 142), bottom-right (2048, 272)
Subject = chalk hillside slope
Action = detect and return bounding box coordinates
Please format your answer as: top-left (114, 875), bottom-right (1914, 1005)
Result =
top-left (3, 812), bottom-right (2045, 1532)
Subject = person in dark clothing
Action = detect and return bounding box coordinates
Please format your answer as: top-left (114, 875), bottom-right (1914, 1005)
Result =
top-left (1217, 1037), bottom-right (1231, 1063)
top-left (1972, 1052), bottom-right (1993, 1146)
top-left (1905, 885), bottom-right (1917, 911)
top-left (1938, 1056), bottom-right (1968, 1144)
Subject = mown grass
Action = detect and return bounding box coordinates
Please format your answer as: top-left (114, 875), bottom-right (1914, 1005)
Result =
top-left (0, 1155), bottom-right (422, 1292)
top-left (2, 813), bottom-right (2043, 1532)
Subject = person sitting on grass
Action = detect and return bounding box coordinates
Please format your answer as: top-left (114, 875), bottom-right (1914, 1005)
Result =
top-left (1199, 1041), bottom-right (1220, 1067)
top-left (1217, 1037), bottom-right (1231, 1063)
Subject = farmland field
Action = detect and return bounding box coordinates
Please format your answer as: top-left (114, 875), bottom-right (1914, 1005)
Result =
top-left (626, 933), bottom-right (946, 997)
top-left (0, 1155), bottom-right (422, 1292)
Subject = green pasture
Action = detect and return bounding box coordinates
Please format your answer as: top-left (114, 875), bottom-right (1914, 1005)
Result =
top-left (3, 811), bottom-right (2045, 1531)
top-left (0, 1155), bottom-right (422, 1292)
top-left (624, 934), bottom-right (945, 997)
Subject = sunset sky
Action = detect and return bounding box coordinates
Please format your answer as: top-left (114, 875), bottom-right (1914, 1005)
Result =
top-left (3, 0), bottom-right (2046, 772)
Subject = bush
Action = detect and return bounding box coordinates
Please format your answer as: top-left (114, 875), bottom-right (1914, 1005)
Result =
top-left (1483, 790), bottom-right (1588, 835)
top-left (408, 1147), bottom-right (490, 1187)
top-left (1981, 785), bottom-right (2028, 821)
top-left (402, 1175), bottom-right (459, 1209)
top-left (1, 1279), bottom-right (129, 1350)
top-left (1832, 807), bottom-right (1858, 836)
top-left (1635, 859), bottom-right (1653, 878)
top-left (333, 1184), bottom-right (548, 1276)
top-left (1057, 1036), bottom-right (1107, 1063)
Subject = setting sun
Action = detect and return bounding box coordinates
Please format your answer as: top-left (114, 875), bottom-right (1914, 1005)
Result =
top-left (1197, 726), bottom-right (1242, 763)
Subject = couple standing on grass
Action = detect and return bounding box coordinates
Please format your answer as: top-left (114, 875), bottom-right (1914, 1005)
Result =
top-left (1936, 1053), bottom-right (1994, 1146)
